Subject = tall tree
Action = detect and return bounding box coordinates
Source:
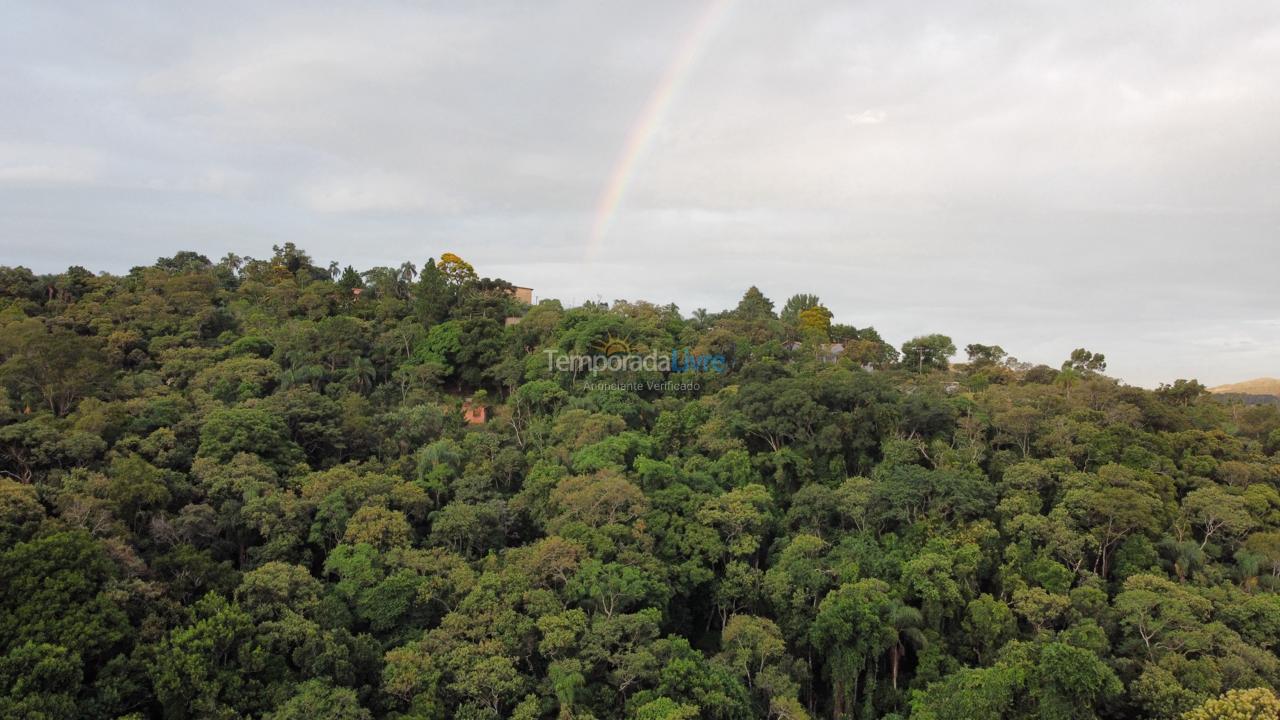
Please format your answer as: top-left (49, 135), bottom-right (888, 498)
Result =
top-left (901, 334), bottom-right (956, 373)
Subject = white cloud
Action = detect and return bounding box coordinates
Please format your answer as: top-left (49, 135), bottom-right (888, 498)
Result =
top-left (297, 171), bottom-right (453, 214)
top-left (846, 110), bottom-right (886, 125)
top-left (0, 143), bottom-right (101, 186)
top-left (1, 0), bottom-right (1278, 385)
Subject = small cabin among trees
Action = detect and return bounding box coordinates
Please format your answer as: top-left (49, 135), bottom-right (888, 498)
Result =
top-left (461, 399), bottom-right (487, 424)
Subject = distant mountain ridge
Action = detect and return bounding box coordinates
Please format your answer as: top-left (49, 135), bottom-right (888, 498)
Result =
top-left (1209, 377), bottom-right (1280, 397)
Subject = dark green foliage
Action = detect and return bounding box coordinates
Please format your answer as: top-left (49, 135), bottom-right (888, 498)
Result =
top-left (0, 531), bottom-right (130, 667)
top-left (0, 248), bottom-right (1276, 719)
top-left (198, 406), bottom-right (304, 471)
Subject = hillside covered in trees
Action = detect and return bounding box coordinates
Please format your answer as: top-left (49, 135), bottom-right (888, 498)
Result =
top-left (2, 245), bottom-right (1280, 720)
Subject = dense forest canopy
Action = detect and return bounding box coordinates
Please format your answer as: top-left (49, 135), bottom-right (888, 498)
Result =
top-left (1, 245), bottom-right (1279, 720)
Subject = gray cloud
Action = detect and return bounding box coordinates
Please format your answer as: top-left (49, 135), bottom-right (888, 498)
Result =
top-left (1, 0), bottom-right (1278, 386)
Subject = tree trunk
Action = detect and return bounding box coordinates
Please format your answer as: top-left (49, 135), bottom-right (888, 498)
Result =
top-left (891, 644), bottom-right (901, 689)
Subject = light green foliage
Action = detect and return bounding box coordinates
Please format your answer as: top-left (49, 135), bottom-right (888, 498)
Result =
top-left (342, 506), bottom-right (413, 550)
top-left (265, 679), bottom-right (372, 720)
top-left (0, 477), bottom-right (44, 545)
top-left (1182, 687), bottom-right (1280, 720)
top-left (963, 594), bottom-right (1016, 664)
top-left (780, 294), bottom-right (821, 324)
top-left (413, 320), bottom-right (462, 373)
top-left (0, 317), bottom-right (111, 416)
top-left (236, 562), bottom-right (323, 621)
top-left (697, 483), bottom-right (775, 558)
top-left (192, 356), bottom-right (281, 403)
top-left (0, 642), bottom-right (82, 719)
top-left (632, 697), bottom-right (700, 719)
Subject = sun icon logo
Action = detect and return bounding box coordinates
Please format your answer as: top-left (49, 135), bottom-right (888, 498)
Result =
top-left (592, 333), bottom-right (633, 356)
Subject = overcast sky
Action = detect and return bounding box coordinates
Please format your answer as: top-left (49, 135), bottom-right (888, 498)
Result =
top-left (2, 1), bottom-right (1278, 386)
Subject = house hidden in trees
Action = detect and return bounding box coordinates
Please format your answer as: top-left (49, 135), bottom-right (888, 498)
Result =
top-left (461, 399), bottom-right (487, 425)
top-left (504, 286), bottom-right (534, 326)
top-left (784, 341), bottom-right (846, 364)
top-left (350, 285), bottom-right (528, 303)
top-left (784, 341), bottom-right (876, 371)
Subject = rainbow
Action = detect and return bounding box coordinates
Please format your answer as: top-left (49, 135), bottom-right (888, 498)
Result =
top-left (586, 0), bottom-right (734, 260)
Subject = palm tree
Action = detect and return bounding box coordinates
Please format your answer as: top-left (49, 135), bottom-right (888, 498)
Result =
top-left (280, 364), bottom-right (323, 390)
top-left (398, 262), bottom-right (418, 298)
top-left (219, 252), bottom-right (244, 274)
top-left (345, 356), bottom-right (377, 394)
top-left (1055, 366), bottom-right (1080, 401)
top-left (1161, 537), bottom-right (1206, 583)
top-left (1233, 548), bottom-right (1263, 592)
top-left (881, 599), bottom-right (926, 690)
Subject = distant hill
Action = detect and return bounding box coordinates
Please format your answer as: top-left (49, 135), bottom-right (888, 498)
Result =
top-left (1209, 377), bottom-right (1280, 397)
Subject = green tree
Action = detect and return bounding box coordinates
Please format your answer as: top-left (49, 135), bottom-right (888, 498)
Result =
top-left (437, 252), bottom-right (478, 287)
top-left (1063, 348), bottom-right (1106, 374)
top-left (197, 407), bottom-right (304, 472)
top-left (716, 614), bottom-right (791, 696)
top-left (1156, 379), bottom-right (1207, 407)
top-left (963, 594), bottom-right (1016, 664)
top-left (901, 334), bottom-right (956, 373)
top-left (0, 531), bottom-right (129, 667)
top-left (1182, 687), bottom-right (1280, 720)
top-left (734, 287), bottom-right (776, 320)
top-left (781, 294), bottom-right (822, 323)
top-left (150, 594), bottom-right (266, 719)
top-left (0, 642), bottom-right (82, 719)
top-left (0, 318), bottom-right (110, 416)
top-left (797, 306), bottom-right (834, 339)
top-left (965, 343), bottom-right (1007, 367)
top-left (810, 578), bottom-right (894, 718)
top-left (265, 679), bottom-right (372, 720)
